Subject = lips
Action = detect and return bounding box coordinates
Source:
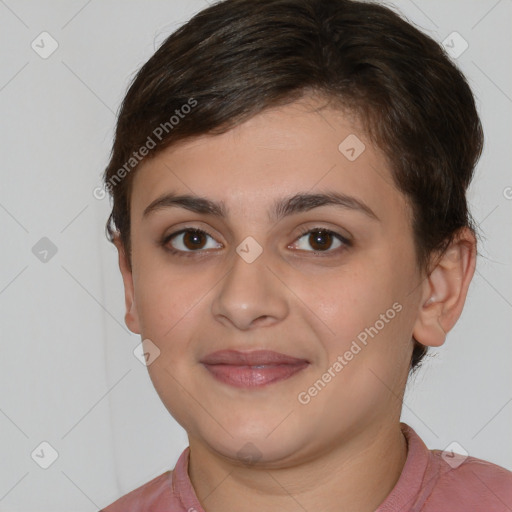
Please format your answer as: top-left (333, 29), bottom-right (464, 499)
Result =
top-left (200, 349), bottom-right (309, 366)
top-left (200, 350), bottom-right (309, 388)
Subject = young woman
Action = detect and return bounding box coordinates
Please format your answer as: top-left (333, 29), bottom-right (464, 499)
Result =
top-left (99, 0), bottom-right (512, 510)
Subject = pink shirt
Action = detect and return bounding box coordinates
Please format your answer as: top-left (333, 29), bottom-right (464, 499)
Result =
top-left (99, 423), bottom-right (512, 511)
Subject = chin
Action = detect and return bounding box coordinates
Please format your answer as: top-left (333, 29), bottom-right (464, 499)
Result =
top-left (197, 422), bottom-right (310, 467)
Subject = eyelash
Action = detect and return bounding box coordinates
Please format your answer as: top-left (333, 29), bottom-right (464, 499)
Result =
top-left (160, 226), bottom-right (352, 258)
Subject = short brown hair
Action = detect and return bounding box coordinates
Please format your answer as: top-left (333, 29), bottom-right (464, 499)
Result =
top-left (103, 0), bottom-right (484, 371)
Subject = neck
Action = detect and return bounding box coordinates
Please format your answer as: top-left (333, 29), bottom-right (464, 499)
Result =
top-left (187, 421), bottom-right (408, 512)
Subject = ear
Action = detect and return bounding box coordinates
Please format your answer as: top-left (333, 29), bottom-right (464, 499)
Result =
top-left (412, 227), bottom-right (477, 347)
top-left (113, 235), bottom-right (141, 334)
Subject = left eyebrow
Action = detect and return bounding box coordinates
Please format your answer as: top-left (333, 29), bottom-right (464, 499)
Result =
top-left (142, 190), bottom-right (379, 222)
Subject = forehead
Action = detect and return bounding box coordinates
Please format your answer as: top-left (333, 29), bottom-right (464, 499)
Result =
top-left (131, 98), bottom-right (410, 225)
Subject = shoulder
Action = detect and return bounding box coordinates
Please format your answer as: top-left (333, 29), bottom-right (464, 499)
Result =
top-left (396, 424), bottom-right (512, 511)
top-left (427, 450), bottom-right (512, 510)
top-left (98, 470), bottom-right (173, 512)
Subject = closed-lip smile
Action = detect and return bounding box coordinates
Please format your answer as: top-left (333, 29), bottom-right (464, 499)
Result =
top-left (200, 349), bottom-right (310, 388)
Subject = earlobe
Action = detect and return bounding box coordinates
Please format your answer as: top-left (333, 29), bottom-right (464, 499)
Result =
top-left (113, 235), bottom-right (141, 335)
top-left (412, 227), bottom-right (477, 348)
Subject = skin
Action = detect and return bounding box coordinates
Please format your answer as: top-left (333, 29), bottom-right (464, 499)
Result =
top-left (115, 95), bottom-right (476, 512)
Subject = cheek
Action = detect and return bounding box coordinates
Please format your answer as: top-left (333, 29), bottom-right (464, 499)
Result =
top-left (314, 257), bottom-right (415, 364)
top-left (132, 257), bottom-right (201, 342)
top-left (311, 264), bottom-right (393, 334)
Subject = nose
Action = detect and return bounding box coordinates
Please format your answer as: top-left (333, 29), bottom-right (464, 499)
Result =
top-left (210, 246), bottom-right (289, 331)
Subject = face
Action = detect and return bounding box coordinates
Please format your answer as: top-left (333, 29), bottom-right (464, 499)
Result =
top-left (119, 97), bottom-right (427, 466)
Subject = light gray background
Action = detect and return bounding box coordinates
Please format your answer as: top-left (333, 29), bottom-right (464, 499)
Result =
top-left (0, 1), bottom-right (511, 510)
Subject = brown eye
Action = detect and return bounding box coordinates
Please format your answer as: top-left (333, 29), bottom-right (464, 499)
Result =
top-left (182, 230), bottom-right (208, 250)
top-left (164, 229), bottom-right (222, 254)
top-left (293, 228), bottom-right (347, 253)
top-left (308, 230), bottom-right (334, 251)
